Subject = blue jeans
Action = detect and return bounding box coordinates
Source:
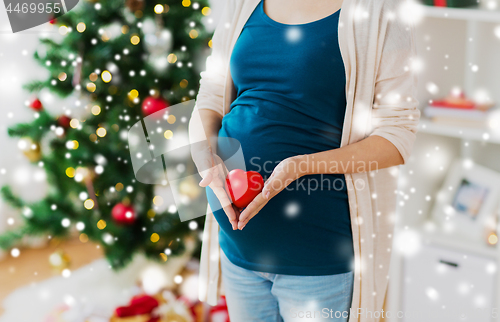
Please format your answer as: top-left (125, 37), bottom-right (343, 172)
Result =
top-left (220, 250), bottom-right (354, 322)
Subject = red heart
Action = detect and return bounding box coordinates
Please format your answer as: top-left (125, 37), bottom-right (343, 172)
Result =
top-left (225, 169), bottom-right (264, 208)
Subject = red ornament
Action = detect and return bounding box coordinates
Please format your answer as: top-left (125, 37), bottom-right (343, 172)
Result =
top-left (111, 203), bottom-right (136, 225)
top-left (30, 98), bottom-right (43, 111)
top-left (432, 0), bottom-right (447, 7)
top-left (57, 115), bottom-right (71, 128)
top-left (115, 294), bottom-right (159, 317)
top-left (225, 169), bottom-right (264, 208)
top-left (141, 96), bottom-right (169, 117)
top-left (48, 14), bottom-right (57, 24)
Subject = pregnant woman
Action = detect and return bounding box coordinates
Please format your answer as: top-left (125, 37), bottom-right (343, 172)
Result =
top-left (189, 0), bottom-right (420, 321)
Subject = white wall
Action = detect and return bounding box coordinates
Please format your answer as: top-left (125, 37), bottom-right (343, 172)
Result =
top-left (0, 11), bottom-right (53, 238)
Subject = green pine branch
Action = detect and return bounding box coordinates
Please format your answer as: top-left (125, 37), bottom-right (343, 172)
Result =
top-left (7, 110), bottom-right (53, 142)
top-left (0, 226), bottom-right (31, 249)
top-left (1, 186), bottom-right (24, 209)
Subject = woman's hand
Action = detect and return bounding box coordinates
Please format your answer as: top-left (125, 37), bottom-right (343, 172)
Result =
top-left (193, 145), bottom-right (240, 230)
top-left (237, 156), bottom-right (304, 230)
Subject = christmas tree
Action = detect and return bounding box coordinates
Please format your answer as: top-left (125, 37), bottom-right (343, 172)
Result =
top-left (0, 0), bottom-right (212, 269)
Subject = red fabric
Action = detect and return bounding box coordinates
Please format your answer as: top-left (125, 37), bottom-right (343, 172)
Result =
top-left (434, 0), bottom-right (447, 7)
top-left (209, 296), bottom-right (230, 322)
top-left (130, 295), bottom-right (159, 307)
top-left (430, 99), bottom-right (476, 109)
top-left (114, 295), bottom-right (159, 317)
top-left (147, 317), bottom-right (160, 322)
top-left (177, 295), bottom-right (198, 318)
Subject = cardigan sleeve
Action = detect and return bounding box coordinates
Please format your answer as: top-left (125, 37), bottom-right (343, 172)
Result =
top-left (193, 0), bottom-right (236, 117)
top-left (369, 8), bottom-right (421, 164)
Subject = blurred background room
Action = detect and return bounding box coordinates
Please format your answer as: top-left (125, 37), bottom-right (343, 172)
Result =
top-left (0, 0), bottom-right (500, 321)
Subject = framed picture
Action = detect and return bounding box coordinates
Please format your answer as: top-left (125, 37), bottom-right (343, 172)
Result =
top-left (451, 178), bottom-right (489, 219)
top-left (431, 159), bottom-right (500, 243)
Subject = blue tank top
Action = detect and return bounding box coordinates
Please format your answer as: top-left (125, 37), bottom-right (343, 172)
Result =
top-left (206, 0), bottom-right (354, 275)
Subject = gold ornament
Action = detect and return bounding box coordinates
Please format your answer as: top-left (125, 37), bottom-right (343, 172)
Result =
top-left (125, 0), bottom-right (144, 11)
top-left (110, 314), bottom-right (153, 322)
top-left (48, 249), bottom-right (71, 273)
top-left (18, 137), bottom-right (41, 162)
top-left (162, 311), bottom-right (191, 322)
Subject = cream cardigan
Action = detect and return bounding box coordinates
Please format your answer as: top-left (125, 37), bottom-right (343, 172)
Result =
top-left (194, 0), bottom-right (420, 321)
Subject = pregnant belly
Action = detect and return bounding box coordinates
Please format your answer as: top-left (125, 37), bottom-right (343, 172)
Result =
top-left (218, 105), bottom-right (342, 178)
top-left (207, 104), bottom-right (353, 271)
